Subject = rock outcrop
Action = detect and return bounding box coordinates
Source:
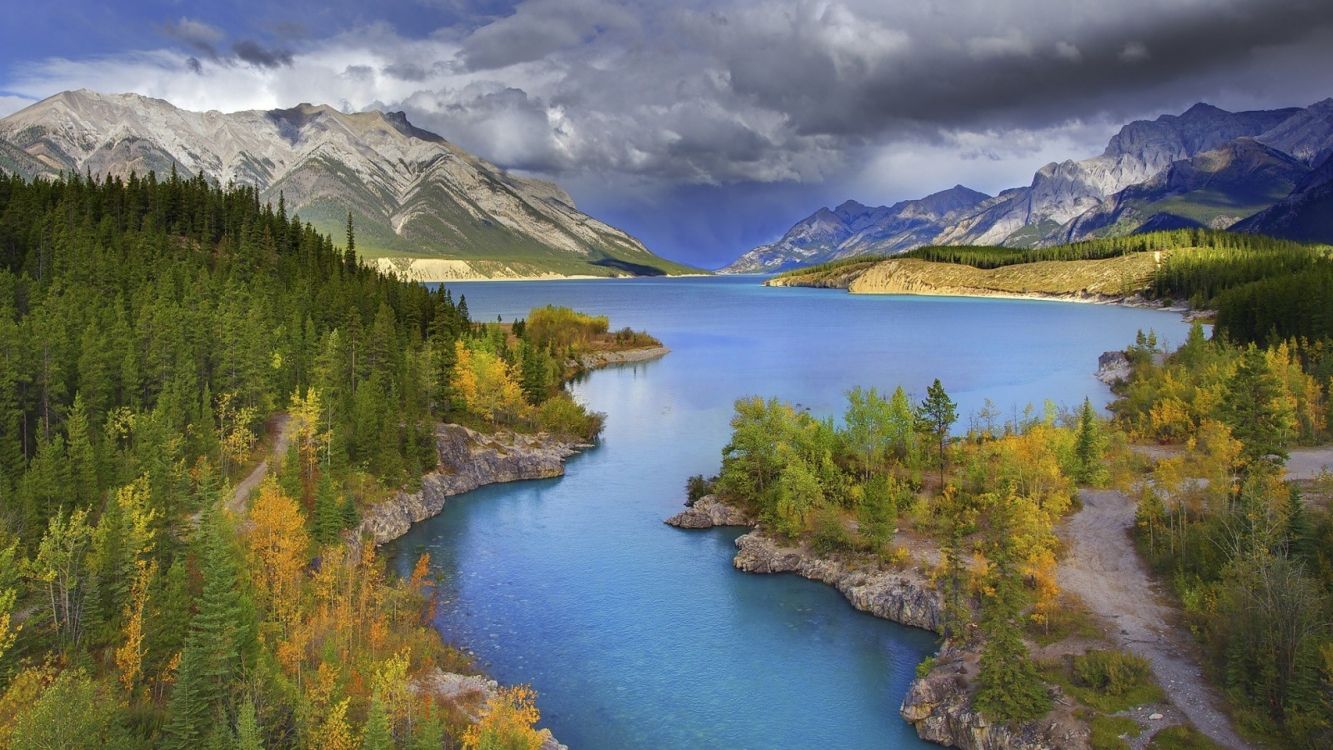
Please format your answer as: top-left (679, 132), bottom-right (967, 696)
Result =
top-left (575, 345), bottom-right (670, 370)
top-left (417, 669), bottom-right (567, 750)
top-left (1096, 350), bottom-right (1132, 385)
top-left (731, 531), bottom-right (943, 632)
top-left (900, 644), bottom-right (1089, 750)
top-left (354, 424), bottom-right (581, 546)
top-left (664, 495), bottom-right (753, 528)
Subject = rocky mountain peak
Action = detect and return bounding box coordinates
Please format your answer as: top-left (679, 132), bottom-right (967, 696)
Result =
top-left (0, 90), bottom-right (688, 279)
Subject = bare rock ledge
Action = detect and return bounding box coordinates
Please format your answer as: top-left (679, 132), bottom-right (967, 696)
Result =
top-left (354, 423), bottom-right (582, 547)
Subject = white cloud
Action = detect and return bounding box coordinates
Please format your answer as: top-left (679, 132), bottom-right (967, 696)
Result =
top-left (1119, 41), bottom-right (1150, 63)
top-left (1054, 40), bottom-right (1083, 62)
top-left (966, 31), bottom-right (1034, 60)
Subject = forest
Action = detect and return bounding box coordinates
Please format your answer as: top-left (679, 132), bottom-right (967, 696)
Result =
top-left (0, 170), bottom-right (635, 749)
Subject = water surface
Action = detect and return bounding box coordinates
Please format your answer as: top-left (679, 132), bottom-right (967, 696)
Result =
top-left (390, 276), bottom-right (1192, 749)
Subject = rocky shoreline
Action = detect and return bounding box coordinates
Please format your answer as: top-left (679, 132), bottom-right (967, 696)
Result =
top-left (666, 496), bottom-right (1086, 750)
top-left (574, 344), bottom-right (670, 369)
top-left (354, 423), bottom-right (584, 547)
top-left (417, 669), bottom-right (568, 750)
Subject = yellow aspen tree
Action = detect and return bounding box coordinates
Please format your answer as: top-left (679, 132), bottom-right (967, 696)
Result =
top-left (462, 685), bottom-right (546, 750)
top-left (246, 482), bottom-right (311, 628)
top-left (114, 558), bottom-right (157, 692)
top-left (313, 697), bottom-right (357, 750)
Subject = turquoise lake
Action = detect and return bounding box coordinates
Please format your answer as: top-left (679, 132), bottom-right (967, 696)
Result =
top-left (388, 276), bottom-right (1193, 749)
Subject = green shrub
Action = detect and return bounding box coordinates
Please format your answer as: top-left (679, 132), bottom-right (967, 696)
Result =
top-left (915, 655), bottom-right (938, 679)
top-left (685, 475), bottom-right (714, 505)
top-left (1074, 650), bottom-right (1153, 696)
top-left (534, 392), bottom-right (605, 442)
top-left (811, 505), bottom-right (852, 554)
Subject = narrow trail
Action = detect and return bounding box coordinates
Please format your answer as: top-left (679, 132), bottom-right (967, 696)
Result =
top-left (1057, 488), bottom-right (1251, 750)
top-left (225, 414), bottom-right (293, 516)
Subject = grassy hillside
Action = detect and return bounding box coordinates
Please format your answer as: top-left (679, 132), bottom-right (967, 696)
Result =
top-left (768, 230), bottom-right (1333, 343)
top-left (773, 252), bottom-right (1161, 299)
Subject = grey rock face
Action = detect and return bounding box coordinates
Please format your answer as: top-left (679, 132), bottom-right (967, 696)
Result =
top-left (0, 89), bottom-right (678, 277)
top-left (900, 644), bottom-right (1086, 750)
top-left (355, 424), bottom-right (579, 546)
top-left (731, 531), bottom-right (942, 632)
top-left (724, 99), bottom-right (1333, 273)
top-left (417, 669), bottom-right (568, 750)
top-left (1096, 350), bottom-right (1132, 386)
top-left (664, 495), bottom-right (753, 528)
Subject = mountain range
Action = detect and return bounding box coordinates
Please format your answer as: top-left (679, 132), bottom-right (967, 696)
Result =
top-left (0, 90), bottom-right (693, 280)
top-left (723, 99), bottom-right (1333, 273)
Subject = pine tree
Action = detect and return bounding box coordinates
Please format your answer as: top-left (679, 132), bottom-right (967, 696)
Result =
top-left (163, 513), bottom-right (253, 749)
top-left (361, 695), bottom-right (394, 750)
top-left (1073, 397), bottom-right (1102, 485)
top-left (407, 714), bottom-right (444, 750)
top-left (235, 694), bottom-right (264, 750)
top-left (343, 212), bottom-right (357, 271)
top-left (1222, 346), bottom-right (1295, 473)
top-left (975, 500), bottom-right (1050, 725)
top-left (915, 379), bottom-right (957, 487)
top-left (314, 471), bottom-right (344, 546)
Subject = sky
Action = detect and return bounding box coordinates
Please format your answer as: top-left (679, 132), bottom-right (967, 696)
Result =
top-left (2, 1), bottom-right (1333, 268)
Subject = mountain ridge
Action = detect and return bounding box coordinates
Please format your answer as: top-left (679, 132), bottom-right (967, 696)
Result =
top-left (723, 100), bottom-right (1332, 273)
top-left (0, 89), bottom-right (695, 280)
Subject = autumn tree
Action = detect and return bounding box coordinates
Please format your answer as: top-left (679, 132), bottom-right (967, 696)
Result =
top-left (462, 685), bottom-right (546, 750)
top-left (246, 482), bottom-right (311, 628)
top-left (453, 341), bottom-right (527, 425)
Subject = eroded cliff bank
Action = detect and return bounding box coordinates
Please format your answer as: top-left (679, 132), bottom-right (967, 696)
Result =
top-left (355, 423), bottom-right (583, 547)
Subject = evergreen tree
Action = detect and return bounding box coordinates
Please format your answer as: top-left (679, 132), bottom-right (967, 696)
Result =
top-left (344, 211), bottom-right (357, 271)
top-left (163, 513), bottom-right (253, 749)
top-left (915, 379), bottom-right (957, 487)
top-left (1073, 397), bottom-right (1102, 485)
top-left (1222, 346), bottom-right (1295, 474)
top-left (313, 471), bottom-right (344, 546)
top-left (361, 695), bottom-right (394, 750)
top-left (407, 714), bottom-right (444, 750)
top-left (235, 695), bottom-right (264, 750)
top-left (975, 500), bottom-right (1050, 725)
top-left (857, 474), bottom-right (896, 550)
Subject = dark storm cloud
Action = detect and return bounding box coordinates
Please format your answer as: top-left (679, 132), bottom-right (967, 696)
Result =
top-left (232, 40), bottom-right (294, 68)
top-left (690, 0), bottom-right (1333, 137)
top-left (161, 17), bottom-right (225, 59)
top-left (383, 62), bottom-right (429, 81)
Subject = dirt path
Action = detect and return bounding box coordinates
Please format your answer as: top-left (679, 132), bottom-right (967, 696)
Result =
top-left (1131, 443), bottom-right (1333, 481)
top-left (1057, 488), bottom-right (1251, 750)
top-left (225, 414), bottom-right (293, 516)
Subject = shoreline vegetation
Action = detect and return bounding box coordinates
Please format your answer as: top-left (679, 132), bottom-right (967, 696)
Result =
top-left (0, 171), bottom-right (664, 750)
top-left (668, 313), bottom-right (1333, 749)
top-left (763, 230), bottom-right (1332, 338)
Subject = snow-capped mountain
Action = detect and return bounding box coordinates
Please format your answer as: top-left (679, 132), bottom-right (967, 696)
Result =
top-left (723, 100), bottom-right (1333, 273)
top-left (0, 90), bottom-right (691, 279)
